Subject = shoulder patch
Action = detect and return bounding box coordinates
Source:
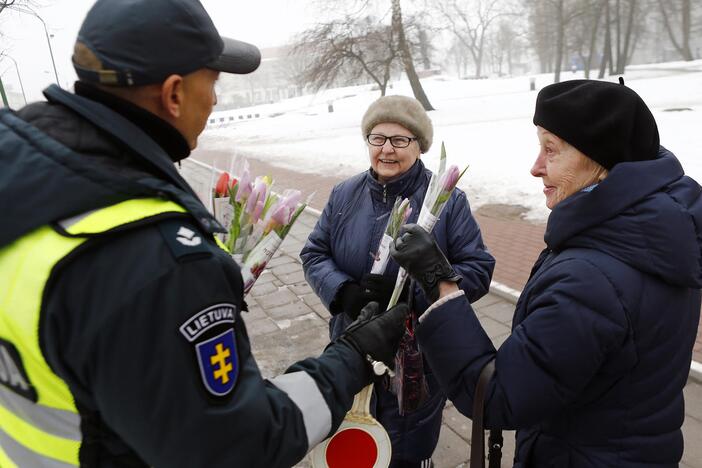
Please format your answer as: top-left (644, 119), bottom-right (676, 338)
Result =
top-left (180, 303), bottom-right (239, 397)
top-left (157, 218), bottom-right (212, 261)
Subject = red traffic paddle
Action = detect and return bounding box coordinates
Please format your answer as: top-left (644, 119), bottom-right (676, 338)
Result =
top-left (310, 384), bottom-right (392, 468)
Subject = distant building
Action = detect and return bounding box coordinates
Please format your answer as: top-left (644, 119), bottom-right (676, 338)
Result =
top-left (214, 45), bottom-right (306, 111)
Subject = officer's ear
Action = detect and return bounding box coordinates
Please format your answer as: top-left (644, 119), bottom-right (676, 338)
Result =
top-left (160, 74), bottom-right (185, 119)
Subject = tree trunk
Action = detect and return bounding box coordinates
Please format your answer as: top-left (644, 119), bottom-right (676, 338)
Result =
top-left (554, 0), bottom-right (565, 83)
top-left (615, 0), bottom-right (636, 74)
top-left (598, 0), bottom-right (611, 78)
top-left (419, 29), bottom-right (431, 70)
top-left (475, 34), bottom-right (485, 78)
top-left (585, 0), bottom-right (605, 79)
top-left (658, 0), bottom-right (694, 61)
top-left (391, 0), bottom-right (434, 110)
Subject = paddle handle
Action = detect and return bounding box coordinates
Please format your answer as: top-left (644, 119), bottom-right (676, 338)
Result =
top-left (349, 384), bottom-right (373, 417)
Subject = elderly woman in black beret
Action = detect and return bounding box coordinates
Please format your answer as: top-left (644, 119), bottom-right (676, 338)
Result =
top-left (391, 80), bottom-right (702, 467)
top-left (301, 95), bottom-right (495, 467)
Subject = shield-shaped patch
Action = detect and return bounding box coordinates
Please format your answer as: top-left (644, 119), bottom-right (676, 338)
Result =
top-left (195, 329), bottom-right (239, 396)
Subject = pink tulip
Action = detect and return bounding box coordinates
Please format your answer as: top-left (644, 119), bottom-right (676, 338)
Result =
top-left (246, 178), bottom-right (269, 220)
top-left (270, 203), bottom-right (292, 227)
top-left (251, 200), bottom-right (265, 224)
top-left (236, 165), bottom-right (253, 202)
top-left (440, 165), bottom-right (460, 192)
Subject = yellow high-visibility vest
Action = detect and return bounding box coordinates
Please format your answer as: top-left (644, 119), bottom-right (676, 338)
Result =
top-left (0, 198), bottom-right (188, 467)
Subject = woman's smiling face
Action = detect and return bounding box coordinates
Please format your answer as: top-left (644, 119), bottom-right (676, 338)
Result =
top-left (368, 122), bottom-right (420, 183)
top-left (531, 126), bottom-right (608, 209)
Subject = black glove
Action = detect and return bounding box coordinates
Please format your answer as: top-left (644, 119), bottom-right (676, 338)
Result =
top-left (333, 282), bottom-right (366, 321)
top-left (338, 301), bottom-right (409, 373)
top-left (390, 224), bottom-right (461, 303)
top-left (334, 274), bottom-right (399, 321)
top-left (359, 273), bottom-right (396, 312)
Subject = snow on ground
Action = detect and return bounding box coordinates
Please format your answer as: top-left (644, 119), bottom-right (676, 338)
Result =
top-left (200, 60), bottom-right (702, 222)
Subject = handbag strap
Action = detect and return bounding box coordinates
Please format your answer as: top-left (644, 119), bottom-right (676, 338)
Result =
top-left (470, 360), bottom-right (502, 468)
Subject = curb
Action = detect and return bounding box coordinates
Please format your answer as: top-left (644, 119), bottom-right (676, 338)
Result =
top-left (489, 281), bottom-right (520, 305)
top-left (185, 157), bottom-right (702, 385)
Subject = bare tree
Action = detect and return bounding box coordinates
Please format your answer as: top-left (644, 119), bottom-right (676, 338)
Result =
top-left (0, 0), bottom-right (17, 15)
top-left (292, 16), bottom-right (400, 96)
top-left (486, 20), bottom-right (524, 76)
top-left (436, 0), bottom-right (509, 79)
top-left (528, 0), bottom-right (556, 73)
top-left (658, 0), bottom-right (694, 60)
top-left (569, 0), bottom-right (605, 78)
top-left (391, 0), bottom-right (434, 110)
top-left (0, 0), bottom-right (43, 15)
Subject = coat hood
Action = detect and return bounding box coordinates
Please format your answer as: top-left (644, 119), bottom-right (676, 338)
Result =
top-left (545, 147), bottom-right (702, 288)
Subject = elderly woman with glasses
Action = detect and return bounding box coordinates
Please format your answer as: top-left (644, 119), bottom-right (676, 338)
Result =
top-left (390, 80), bottom-right (702, 467)
top-left (301, 95), bottom-right (495, 467)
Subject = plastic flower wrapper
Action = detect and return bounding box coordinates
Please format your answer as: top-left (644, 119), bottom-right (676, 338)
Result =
top-left (370, 197), bottom-right (412, 274)
top-left (387, 142), bottom-right (468, 307)
top-left (208, 157), bottom-right (311, 296)
top-left (385, 142), bottom-right (468, 414)
top-left (211, 170), bottom-right (237, 244)
top-left (240, 190), bottom-right (313, 294)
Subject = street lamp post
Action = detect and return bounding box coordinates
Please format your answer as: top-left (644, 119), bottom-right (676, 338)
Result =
top-left (10, 6), bottom-right (60, 87)
top-left (3, 56), bottom-right (27, 105)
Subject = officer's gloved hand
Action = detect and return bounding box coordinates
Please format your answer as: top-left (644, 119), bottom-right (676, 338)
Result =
top-left (390, 224), bottom-right (461, 303)
top-left (338, 302), bottom-right (409, 374)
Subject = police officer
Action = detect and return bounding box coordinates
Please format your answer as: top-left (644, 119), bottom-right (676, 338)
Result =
top-left (0, 0), bottom-right (408, 466)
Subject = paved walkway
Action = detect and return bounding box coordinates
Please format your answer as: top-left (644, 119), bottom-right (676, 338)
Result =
top-left (180, 158), bottom-right (702, 467)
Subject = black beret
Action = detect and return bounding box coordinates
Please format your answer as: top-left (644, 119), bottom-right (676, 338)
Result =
top-left (533, 80), bottom-right (659, 169)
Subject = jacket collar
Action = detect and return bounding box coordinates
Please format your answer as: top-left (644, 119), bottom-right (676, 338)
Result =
top-left (545, 146), bottom-right (682, 250)
top-left (42, 84), bottom-right (224, 234)
top-left (74, 82), bottom-right (190, 163)
top-left (366, 159), bottom-right (427, 203)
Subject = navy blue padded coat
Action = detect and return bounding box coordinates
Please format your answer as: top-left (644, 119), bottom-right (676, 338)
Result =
top-left (300, 159), bottom-right (495, 335)
top-left (416, 147), bottom-right (702, 467)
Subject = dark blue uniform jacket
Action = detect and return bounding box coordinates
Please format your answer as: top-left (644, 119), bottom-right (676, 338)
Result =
top-left (417, 148), bottom-right (702, 467)
top-left (0, 85), bottom-right (368, 467)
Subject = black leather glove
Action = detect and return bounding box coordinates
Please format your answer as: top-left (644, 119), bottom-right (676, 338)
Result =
top-left (334, 274), bottom-right (400, 321)
top-left (333, 282), bottom-right (366, 321)
top-left (359, 273), bottom-right (396, 312)
top-left (338, 301), bottom-right (409, 373)
top-left (390, 224), bottom-right (461, 303)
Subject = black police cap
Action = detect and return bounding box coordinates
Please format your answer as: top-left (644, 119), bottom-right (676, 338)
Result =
top-left (73, 0), bottom-right (261, 86)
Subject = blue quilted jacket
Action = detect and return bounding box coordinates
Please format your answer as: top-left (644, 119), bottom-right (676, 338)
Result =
top-left (416, 147), bottom-right (702, 467)
top-left (300, 159), bottom-right (495, 337)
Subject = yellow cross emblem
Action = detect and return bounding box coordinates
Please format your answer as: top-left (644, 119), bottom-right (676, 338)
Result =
top-left (210, 343), bottom-right (233, 384)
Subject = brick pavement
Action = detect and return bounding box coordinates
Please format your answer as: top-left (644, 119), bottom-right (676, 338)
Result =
top-left (179, 157), bottom-right (702, 467)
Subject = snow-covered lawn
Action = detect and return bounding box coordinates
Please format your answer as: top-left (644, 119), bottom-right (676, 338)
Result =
top-left (201, 60), bottom-right (702, 222)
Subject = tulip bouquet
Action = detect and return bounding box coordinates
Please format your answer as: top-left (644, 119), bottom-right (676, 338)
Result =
top-left (386, 143), bottom-right (468, 415)
top-left (387, 143), bottom-right (467, 307)
top-left (211, 160), bottom-right (310, 295)
top-left (370, 197), bottom-right (413, 275)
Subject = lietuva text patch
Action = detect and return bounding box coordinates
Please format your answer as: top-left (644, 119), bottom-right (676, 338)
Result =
top-left (180, 303), bottom-right (239, 397)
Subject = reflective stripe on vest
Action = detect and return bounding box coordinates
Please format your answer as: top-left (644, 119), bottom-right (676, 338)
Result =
top-left (0, 198), bottom-right (187, 466)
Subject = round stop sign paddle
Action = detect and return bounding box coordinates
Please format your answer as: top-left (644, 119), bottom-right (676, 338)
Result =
top-left (310, 384), bottom-right (392, 468)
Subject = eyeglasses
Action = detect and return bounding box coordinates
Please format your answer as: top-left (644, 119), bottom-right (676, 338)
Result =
top-left (366, 134), bottom-right (418, 148)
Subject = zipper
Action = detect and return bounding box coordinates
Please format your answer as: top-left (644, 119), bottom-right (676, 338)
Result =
top-left (383, 185), bottom-right (387, 203)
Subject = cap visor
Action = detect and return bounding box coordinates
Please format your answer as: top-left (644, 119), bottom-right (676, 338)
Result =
top-left (208, 37), bottom-right (261, 74)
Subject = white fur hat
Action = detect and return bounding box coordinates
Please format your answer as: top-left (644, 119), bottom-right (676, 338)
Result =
top-left (361, 95), bottom-right (433, 153)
